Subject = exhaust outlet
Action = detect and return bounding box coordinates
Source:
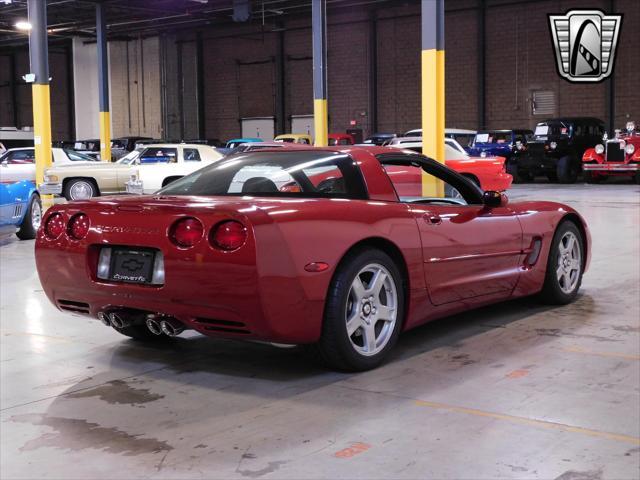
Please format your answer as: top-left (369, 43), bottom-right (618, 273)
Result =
top-left (146, 317), bottom-right (163, 335)
top-left (109, 312), bottom-right (131, 329)
top-left (98, 312), bottom-right (111, 326)
top-left (160, 318), bottom-right (184, 337)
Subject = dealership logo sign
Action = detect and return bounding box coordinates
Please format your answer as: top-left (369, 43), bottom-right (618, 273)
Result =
top-left (548, 9), bottom-right (622, 83)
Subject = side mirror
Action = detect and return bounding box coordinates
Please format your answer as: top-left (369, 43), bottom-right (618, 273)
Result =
top-left (483, 190), bottom-right (509, 208)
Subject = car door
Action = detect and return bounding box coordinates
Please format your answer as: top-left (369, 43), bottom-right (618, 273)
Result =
top-left (0, 150), bottom-right (36, 183)
top-left (380, 154), bottom-right (523, 306)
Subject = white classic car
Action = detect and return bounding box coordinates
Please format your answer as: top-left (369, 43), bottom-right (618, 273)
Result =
top-left (125, 143), bottom-right (223, 195)
top-left (0, 147), bottom-right (99, 184)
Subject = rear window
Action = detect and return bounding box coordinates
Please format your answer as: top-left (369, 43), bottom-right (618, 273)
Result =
top-left (158, 151), bottom-right (368, 199)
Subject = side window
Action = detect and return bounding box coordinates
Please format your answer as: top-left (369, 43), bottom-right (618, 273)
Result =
top-left (183, 148), bottom-right (201, 162)
top-left (139, 148), bottom-right (178, 164)
top-left (382, 163), bottom-right (471, 205)
top-left (7, 150), bottom-right (35, 164)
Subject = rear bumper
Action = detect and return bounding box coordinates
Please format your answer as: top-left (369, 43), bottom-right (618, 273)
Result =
top-left (582, 163), bottom-right (639, 172)
top-left (39, 182), bottom-right (63, 195)
top-left (35, 238), bottom-right (325, 344)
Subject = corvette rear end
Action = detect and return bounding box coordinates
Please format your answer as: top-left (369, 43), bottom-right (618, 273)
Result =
top-left (35, 195), bottom-right (325, 344)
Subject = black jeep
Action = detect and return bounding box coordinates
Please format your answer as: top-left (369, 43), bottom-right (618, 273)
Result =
top-left (515, 117), bottom-right (605, 183)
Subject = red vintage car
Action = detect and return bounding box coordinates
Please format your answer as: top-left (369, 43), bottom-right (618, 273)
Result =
top-left (388, 137), bottom-right (513, 191)
top-left (35, 147), bottom-right (590, 371)
top-left (328, 133), bottom-right (355, 146)
top-left (582, 122), bottom-right (640, 183)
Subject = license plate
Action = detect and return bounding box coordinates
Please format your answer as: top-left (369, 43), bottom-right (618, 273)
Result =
top-left (109, 248), bottom-right (155, 284)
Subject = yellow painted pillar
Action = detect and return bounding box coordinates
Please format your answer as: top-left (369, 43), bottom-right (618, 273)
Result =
top-left (312, 0), bottom-right (328, 147)
top-left (97, 3), bottom-right (111, 161)
top-left (421, 0), bottom-right (445, 197)
top-left (28, 0), bottom-right (53, 208)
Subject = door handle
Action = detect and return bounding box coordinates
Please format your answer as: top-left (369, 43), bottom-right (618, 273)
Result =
top-left (423, 213), bottom-right (442, 225)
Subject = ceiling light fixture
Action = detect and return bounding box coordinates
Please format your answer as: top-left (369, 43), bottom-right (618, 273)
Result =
top-left (15, 21), bottom-right (32, 31)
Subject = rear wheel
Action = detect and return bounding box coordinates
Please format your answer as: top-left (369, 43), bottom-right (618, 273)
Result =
top-left (539, 221), bottom-right (584, 305)
top-left (16, 194), bottom-right (42, 240)
top-left (307, 249), bottom-right (404, 371)
top-left (557, 156), bottom-right (578, 183)
top-left (64, 178), bottom-right (98, 201)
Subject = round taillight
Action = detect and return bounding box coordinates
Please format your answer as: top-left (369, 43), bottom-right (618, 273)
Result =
top-left (170, 217), bottom-right (204, 248)
top-left (210, 220), bottom-right (247, 251)
top-left (44, 213), bottom-right (65, 239)
top-left (68, 213), bottom-right (90, 240)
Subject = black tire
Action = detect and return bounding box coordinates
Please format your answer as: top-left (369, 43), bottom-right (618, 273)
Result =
top-left (16, 194), bottom-right (42, 240)
top-left (547, 171), bottom-right (558, 183)
top-left (635, 171), bottom-right (640, 185)
top-left (583, 170), bottom-right (602, 184)
top-left (112, 323), bottom-right (172, 342)
top-left (507, 161), bottom-right (532, 183)
top-left (556, 156), bottom-right (578, 183)
top-left (306, 248), bottom-right (405, 372)
top-left (539, 221), bottom-right (584, 305)
top-left (64, 178), bottom-right (98, 201)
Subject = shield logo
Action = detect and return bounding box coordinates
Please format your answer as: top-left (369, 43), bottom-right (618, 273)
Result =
top-left (548, 9), bottom-right (622, 83)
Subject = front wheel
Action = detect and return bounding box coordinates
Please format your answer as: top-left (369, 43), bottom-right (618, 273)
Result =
top-left (307, 249), bottom-right (405, 371)
top-left (64, 179), bottom-right (98, 201)
top-left (507, 161), bottom-right (532, 183)
top-left (16, 194), bottom-right (42, 240)
top-left (539, 221), bottom-right (584, 305)
top-left (557, 156), bottom-right (578, 183)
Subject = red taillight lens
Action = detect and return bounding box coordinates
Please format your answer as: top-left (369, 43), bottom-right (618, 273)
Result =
top-left (68, 213), bottom-right (90, 240)
top-left (170, 217), bottom-right (204, 248)
top-left (44, 213), bottom-right (65, 239)
top-left (210, 220), bottom-right (247, 251)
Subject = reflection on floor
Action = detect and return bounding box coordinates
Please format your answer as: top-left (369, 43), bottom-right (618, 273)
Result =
top-left (1, 183), bottom-right (639, 479)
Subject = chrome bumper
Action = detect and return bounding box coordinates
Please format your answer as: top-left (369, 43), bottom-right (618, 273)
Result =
top-left (583, 163), bottom-right (639, 171)
top-left (38, 183), bottom-right (63, 195)
top-left (125, 180), bottom-right (144, 195)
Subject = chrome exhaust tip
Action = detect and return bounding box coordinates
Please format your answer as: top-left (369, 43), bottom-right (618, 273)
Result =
top-left (109, 312), bottom-right (130, 329)
top-left (146, 318), bottom-right (163, 335)
top-left (160, 318), bottom-right (184, 337)
top-left (98, 312), bottom-right (111, 326)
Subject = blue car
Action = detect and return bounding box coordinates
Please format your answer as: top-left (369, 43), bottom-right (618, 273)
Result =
top-left (466, 129), bottom-right (533, 182)
top-left (0, 180), bottom-right (42, 240)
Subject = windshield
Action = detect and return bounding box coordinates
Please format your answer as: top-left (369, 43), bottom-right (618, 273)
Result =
top-left (158, 151), bottom-right (367, 199)
top-left (534, 122), bottom-right (571, 138)
top-left (117, 148), bottom-right (143, 164)
top-left (474, 131), bottom-right (512, 144)
top-left (63, 149), bottom-right (100, 161)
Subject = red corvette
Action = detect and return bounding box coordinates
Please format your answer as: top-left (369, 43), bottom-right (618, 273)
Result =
top-left (35, 147), bottom-right (591, 371)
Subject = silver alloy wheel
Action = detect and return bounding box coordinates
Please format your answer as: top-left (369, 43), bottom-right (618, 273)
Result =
top-left (556, 231), bottom-right (581, 294)
top-left (69, 180), bottom-right (94, 200)
top-left (30, 199), bottom-right (42, 231)
top-left (345, 263), bottom-right (398, 357)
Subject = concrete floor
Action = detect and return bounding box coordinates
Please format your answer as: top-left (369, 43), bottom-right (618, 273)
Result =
top-left (1, 183), bottom-right (639, 480)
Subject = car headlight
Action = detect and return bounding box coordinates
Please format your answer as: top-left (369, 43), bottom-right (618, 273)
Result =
top-left (129, 172), bottom-right (139, 182)
top-left (549, 141), bottom-right (557, 150)
top-left (44, 174), bottom-right (59, 182)
top-left (626, 143), bottom-right (636, 155)
top-left (594, 144), bottom-right (605, 155)
top-left (480, 151), bottom-right (487, 158)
